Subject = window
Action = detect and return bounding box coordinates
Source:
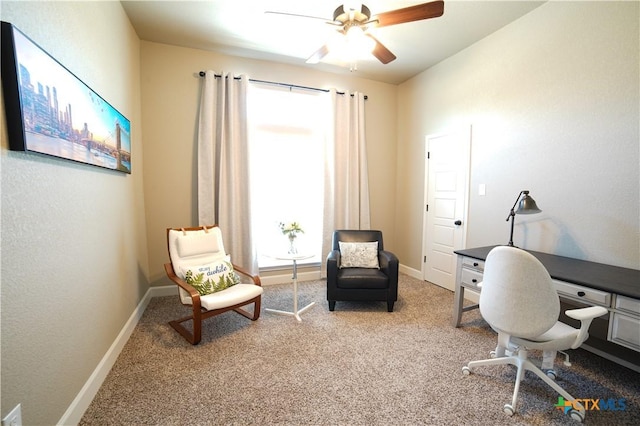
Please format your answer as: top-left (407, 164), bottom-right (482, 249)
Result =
top-left (248, 85), bottom-right (328, 268)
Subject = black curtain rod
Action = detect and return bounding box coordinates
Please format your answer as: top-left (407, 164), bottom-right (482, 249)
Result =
top-left (198, 71), bottom-right (367, 100)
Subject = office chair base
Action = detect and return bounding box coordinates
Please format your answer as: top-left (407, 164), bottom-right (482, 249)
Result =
top-left (504, 404), bottom-right (515, 416)
top-left (463, 350), bottom-right (586, 423)
top-left (570, 409), bottom-right (585, 423)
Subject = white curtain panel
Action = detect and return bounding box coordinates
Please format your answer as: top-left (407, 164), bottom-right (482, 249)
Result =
top-left (197, 71), bottom-right (258, 274)
top-left (321, 89), bottom-right (371, 274)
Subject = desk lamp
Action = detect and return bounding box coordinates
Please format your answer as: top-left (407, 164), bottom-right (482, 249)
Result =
top-left (506, 190), bottom-right (541, 247)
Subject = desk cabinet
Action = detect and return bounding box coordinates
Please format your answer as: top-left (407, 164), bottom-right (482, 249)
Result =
top-left (453, 246), bottom-right (640, 372)
top-left (452, 257), bottom-right (483, 326)
top-left (610, 295), bottom-right (640, 352)
top-left (460, 257), bottom-right (484, 289)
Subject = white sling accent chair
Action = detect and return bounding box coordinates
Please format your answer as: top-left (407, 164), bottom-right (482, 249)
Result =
top-left (164, 225), bottom-right (263, 344)
top-left (462, 246), bottom-right (607, 422)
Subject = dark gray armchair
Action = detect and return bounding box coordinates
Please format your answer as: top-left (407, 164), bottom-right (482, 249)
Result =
top-left (326, 230), bottom-right (399, 312)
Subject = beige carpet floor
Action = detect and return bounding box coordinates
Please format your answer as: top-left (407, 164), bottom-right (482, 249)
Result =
top-left (80, 274), bottom-right (639, 425)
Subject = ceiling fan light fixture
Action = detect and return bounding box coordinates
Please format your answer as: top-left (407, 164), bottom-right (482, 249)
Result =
top-left (294, 1), bottom-right (445, 68)
top-left (346, 25), bottom-right (375, 54)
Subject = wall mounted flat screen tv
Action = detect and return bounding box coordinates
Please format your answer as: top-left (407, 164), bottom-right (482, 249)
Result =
top-left (1, 21), bottom-right (131, 173)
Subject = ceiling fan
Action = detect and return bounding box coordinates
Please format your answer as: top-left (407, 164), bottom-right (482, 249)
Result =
top-left (266, 1), bottom-right (444, 66)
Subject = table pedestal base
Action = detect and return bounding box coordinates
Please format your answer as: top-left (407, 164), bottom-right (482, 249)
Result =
top-left (266, 302), bottom-right (315, 322)
top-left (266, 254), bottom-right (315, 321)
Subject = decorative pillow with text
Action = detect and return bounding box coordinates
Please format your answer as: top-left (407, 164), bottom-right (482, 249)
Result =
top-left (179, 257), bottom-right (240, 296)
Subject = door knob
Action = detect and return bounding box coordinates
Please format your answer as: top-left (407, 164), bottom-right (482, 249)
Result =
top-left (454, 220), bottom-right (462, 225)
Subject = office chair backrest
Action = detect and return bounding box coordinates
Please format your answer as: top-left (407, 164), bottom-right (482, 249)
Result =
top-left (479, 246), bottom-right (559, 339)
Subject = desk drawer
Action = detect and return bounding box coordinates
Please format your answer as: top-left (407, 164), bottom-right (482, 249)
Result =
top-left (461, 267), bottom-right (483, 290)
top-left (553, 279), bottom-right (611, 307)
top-left (610, 312), bottom-right (640, 352)
top-left (462, 257), bottom-right (484, 271)
top-left (615, 295), bottom-right (640, 316)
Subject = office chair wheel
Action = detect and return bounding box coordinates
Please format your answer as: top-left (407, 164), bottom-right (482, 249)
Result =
top-left (569, 409), bottom-right (585, 423)
top-left (544, 369), bottom-right (557, 380)
top-left (489, 350), bottom-right (497, 358)
top-left (462, 366), bottom-right (471, 375)
top-left (503, 404), bottom-right (515, 416)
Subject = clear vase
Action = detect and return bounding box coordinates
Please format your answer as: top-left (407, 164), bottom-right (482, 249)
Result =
top-left (288, 235), bottom-right (298, 254)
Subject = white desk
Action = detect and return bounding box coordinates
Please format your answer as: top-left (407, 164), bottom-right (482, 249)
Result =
top-left (266, 253), bottom-right (315, 321)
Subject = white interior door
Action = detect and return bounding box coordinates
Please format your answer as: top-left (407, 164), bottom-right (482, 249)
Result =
top-left (422, 127), bottom-right (471, 290)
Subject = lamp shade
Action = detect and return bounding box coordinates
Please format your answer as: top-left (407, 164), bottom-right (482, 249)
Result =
top-left (506, 190), bottom-right (542, 247)
top-left (516, 193), bottom-right (541, 215)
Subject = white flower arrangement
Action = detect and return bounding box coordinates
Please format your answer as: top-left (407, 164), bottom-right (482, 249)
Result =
top-left (278, 221), bottom-right (304, 240)
top-left (279, 221), bottom-right (304, 254)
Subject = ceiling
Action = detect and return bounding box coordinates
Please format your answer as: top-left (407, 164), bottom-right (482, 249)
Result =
top-left (121, 0), bottom-right (545, 85)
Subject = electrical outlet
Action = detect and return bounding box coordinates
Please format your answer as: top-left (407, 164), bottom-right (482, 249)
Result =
top-left (2, 404), bottom-right (22, 426)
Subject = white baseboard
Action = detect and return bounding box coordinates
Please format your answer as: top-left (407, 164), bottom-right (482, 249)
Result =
top-left (260, 270), bottom-right (322, 286)
top-left (148, 285), bottom-right (178, 297)
top-left (399, 264), bottom-right (422, 280)
top-left (57, 286), bottom-right (171, 425)
top-left (463, 288), bottom-right (480, 304)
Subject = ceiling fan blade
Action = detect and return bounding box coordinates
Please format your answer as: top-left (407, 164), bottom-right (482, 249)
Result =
top-left (367, 35), bottom-right (396, 64)
top-left (375, 0), bottom-right (444, 28)
top-left (264, 10), bottom-right (329, 22)
top-left (306, 44), bottom-right (331, 64)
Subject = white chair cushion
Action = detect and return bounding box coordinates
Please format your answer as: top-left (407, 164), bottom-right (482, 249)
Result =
top-left (169, 228), bottom-right (227, 305)
top-left (168, 227), bottom-right (226, 267)
top-left (512, 321), bottom-right (580, 351)
top-left (177, 231), bottom-right (221, 257)
top-left (168, 226), bottom-right (262, 309)
top-left (199, 284), bottom-right (263, 311)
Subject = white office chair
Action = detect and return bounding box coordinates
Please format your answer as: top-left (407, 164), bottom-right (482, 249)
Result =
top-left (462, 246), bottom-right (607, 422)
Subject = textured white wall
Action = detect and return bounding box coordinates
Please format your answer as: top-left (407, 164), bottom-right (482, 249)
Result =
top-left (396, 1), bottom-right (639, 270)
top-left (0, 2), bottom-right (146, 424)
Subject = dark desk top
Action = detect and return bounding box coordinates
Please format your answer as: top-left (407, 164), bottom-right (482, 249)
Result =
top-left (455, 246), bottom-right (640, 300)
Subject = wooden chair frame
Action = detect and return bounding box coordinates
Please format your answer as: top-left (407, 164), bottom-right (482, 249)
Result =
top-left (164, 226), bottom-right (262, 344)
